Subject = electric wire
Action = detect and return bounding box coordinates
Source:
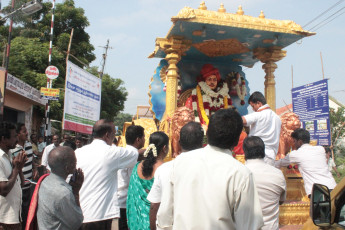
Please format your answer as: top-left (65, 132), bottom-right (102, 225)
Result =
top-left (303, 0), bottom-right (345, 28)
top-left (312, 8), bottom-right (345, 31)
top-left (308, 6), bottom-right (345, 31)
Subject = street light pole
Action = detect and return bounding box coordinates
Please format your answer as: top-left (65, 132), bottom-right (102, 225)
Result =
top-left (4, 0), bottom-right (15, 86)
top-left (1, 0), bottom-right (42, 120)
top-left (1, 0), bottom-right (15, 120)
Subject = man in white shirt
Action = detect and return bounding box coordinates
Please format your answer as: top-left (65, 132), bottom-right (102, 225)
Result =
top-left (242, 91), bottom-right (281, 165)
top-left (37, 136), bottom-right (46, 154)
top-left (76, 119), bottom-right (140, 230)
top-left (244, 136), bottom-right (286, 230)
top-left (117, 125), bottom-right (145, 230)
top-left (275, 128), bottom-right (336, 196)
top-left (157, 109), bottom-right (264, 230)
top-left (0, 122), bottom-right (27, 230)
top-left (41, 134), bottom-right (60, 171)
top-left (148, 121), bottom-right (204, 230)
top-left (325, 147), bottom-right (340, 178)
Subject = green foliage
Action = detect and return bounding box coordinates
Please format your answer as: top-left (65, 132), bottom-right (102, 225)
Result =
top-left (36, 0), bottom-right (95, 65)
top-left (114, 113), bottom-right (133, 134)
top-left (330, 107), bottom-right (345, 151)
top-left (8, 37), bottom-right (65, 89)
top-left (87, 67), bottom-right (128, 120)
top-left (333, 155), bottom-right (345, 183)
top-left (330, 107), bottom-right (345, 183)
top-left (0, 0), bottom-right (128, 124)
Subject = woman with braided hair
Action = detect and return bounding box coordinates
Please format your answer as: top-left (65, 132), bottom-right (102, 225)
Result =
top-left (126, 131), bottom-right (169, 230)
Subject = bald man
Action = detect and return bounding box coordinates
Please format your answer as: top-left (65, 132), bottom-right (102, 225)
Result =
top-left (37, 146), bottom-right (84, 230)
top-left (76, 119), bottom-right (140, 230)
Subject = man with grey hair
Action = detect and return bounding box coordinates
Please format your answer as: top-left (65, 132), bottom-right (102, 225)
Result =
top-left (37, 146), bottom-right (84, 230)
top-left (76, 119), bottom-right (141, 230)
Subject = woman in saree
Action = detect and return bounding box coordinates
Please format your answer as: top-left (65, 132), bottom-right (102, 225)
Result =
top-left (126, 131), bottom-right (169, 230)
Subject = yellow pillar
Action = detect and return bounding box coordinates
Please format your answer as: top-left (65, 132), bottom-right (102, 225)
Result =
top-left (263, 61), bottom-right (278, 110)
top-left (254, 47), bottom-right (286, 111)
top-left (165, 51), bottom-right (180, 118)
top-left (155, 36), bottom-right (191, 118)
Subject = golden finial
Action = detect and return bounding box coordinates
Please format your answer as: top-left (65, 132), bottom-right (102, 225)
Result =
top-left (236, 5), bottom-right (244, 15)
top-left (259, 10), bottom-right (265, 18)
top-left (199, 1), bottom-right (207, 10)
top-left (218, 3), bottom-right (226, 13)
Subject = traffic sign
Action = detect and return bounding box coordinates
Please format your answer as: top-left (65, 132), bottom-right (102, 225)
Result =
top-left (45, 65), bottom-right (59, 79)
top-left (40, 87), bottom-right (60, 101)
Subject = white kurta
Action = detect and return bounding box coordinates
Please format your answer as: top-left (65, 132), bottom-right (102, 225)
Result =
top-left (41, 143), bottom-right (57, 170)
top-left (244, 104), bottom-right (281, 160)
top-left (157, 145), bottom-right (264, 230)
top-left (246, 159), bottom-right (286, 230)
top-left (275, 144), bottom-right (336, 195)
top-left (76, 139), bottom-right (138, 222)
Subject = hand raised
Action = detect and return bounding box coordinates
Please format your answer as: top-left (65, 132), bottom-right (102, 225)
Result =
top-left (70, 168), bottom-right (84, 193)
top-left (12, 151), bottom-right (28, 170)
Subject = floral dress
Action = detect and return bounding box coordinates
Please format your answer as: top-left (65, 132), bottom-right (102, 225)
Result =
top-left (126, 162), bottom-right (154, 230)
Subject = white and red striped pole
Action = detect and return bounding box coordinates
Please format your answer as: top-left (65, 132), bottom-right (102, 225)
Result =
top-left (44, 0), bottom-right (56, 143)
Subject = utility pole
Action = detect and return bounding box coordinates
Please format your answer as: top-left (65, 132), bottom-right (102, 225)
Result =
top-left (44, 0), bottom-right (56, 144)
top-left (320, 52), bottom-right (325, 80)
top-left (99, 39), bottom-right (112, 79)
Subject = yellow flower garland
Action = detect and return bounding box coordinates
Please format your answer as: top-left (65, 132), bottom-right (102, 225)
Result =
top-left (196, 85), bottom-right (228, 125)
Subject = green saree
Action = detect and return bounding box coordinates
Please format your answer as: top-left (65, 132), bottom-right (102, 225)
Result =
top-left (126, 162), bottom-right (154, 230)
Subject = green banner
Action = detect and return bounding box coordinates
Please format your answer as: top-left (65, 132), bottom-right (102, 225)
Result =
top-left (64, 113), bottom-right (96, 125)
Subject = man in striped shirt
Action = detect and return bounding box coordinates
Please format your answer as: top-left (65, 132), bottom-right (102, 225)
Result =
top-left (10, 123), bottom-right (34, 230)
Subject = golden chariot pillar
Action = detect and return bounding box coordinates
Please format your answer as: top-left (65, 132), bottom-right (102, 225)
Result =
top-left (254, 47), bottom-right (286, 111)
top-left (153, 37), bottom-right (191, 121)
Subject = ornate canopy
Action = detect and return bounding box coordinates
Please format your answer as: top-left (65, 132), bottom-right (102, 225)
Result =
top-left (149, 2), bottom-right (315, 68)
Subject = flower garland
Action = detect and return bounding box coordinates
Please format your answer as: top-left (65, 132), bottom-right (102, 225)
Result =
top-left (235, 76), bottom-right (247, 105)
top-left (143, 144), bottom-right (157, 157)
top-left (191, 81), bottom-right (230, 125)
top-left (228, 72), bottom-right (247, 105)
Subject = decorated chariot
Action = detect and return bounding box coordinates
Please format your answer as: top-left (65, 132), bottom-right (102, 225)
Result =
top-left (123, 2), bottom-right (316, 228)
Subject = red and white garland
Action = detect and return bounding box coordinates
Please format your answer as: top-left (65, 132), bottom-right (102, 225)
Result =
top-left (191, 81), bottom-right (231, 124)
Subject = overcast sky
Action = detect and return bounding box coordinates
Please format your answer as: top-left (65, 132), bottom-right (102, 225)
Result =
top-left (11, 0), bottom-right (345, 115)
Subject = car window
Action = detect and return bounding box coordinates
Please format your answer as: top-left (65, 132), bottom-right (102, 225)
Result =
top-left (338, 205), bottom-right (345, 226)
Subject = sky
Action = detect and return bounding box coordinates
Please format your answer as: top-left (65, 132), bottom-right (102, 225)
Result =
top-left (15, 0), bottom-right (345, 115)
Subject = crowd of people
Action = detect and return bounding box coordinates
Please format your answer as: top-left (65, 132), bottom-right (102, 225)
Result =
top-left (0, 91), bottom-right (339, 230)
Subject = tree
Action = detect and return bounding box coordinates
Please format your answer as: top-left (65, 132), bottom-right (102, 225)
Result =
top-left (1, 0), bottom-right (96, 66)
top-left (35, 0), bottom-right (95, 65)
top-left (330, 107), bottom-right (345, 153)
top-left (328, 107), bottom-right (345, 183)
top-left (114, 113), bottom-right (133, 134)
top-left (87, 67), bottom-right (128, 120)
top-left (8, 37), bottom-right (65, 89)
top-left (0, 0), bottom-right (97, 122)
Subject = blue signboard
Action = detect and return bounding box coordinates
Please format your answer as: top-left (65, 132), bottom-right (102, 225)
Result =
top-left (292, 79), bottom-right (331, 146)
